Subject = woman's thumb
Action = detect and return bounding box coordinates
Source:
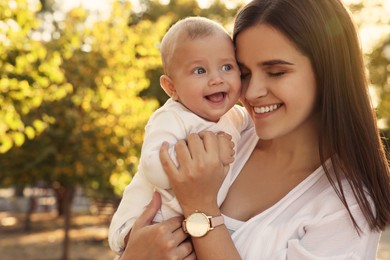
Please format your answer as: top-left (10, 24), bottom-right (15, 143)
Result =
top-left (133, 191), bottom-right (161, 229)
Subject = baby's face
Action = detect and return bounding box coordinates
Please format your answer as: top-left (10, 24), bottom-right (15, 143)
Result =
top-left (169, 34), bottom-right (241, 122)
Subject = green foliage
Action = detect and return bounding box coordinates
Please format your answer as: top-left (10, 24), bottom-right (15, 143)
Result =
top-left (369, 38), bottom-right (390, 130)
top-left (0, 0), bottom-right (72, 153)
top-left (0, 0), bottom-right (168, 197)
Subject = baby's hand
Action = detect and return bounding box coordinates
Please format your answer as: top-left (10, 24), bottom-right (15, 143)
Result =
top-left (216, 132), bottom-right (235, 174)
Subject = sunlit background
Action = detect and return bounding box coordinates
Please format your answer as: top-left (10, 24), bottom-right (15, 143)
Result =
top-left (0, 0), bottom-right (389, 259)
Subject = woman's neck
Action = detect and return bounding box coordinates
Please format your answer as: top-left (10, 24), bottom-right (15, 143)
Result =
top-left (255, 114), bottom-right (323, 173)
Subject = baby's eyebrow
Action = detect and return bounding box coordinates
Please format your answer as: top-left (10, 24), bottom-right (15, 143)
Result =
top-left (219, 56), bottom-right (238, 62)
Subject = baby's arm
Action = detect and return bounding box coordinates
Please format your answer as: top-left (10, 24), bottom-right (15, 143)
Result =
top-left (140, 111), bottom-right (186, 189)
top-left (108, 172), bottom-right (154, 254)
top-left (109, 110), bottom-right (186, 254)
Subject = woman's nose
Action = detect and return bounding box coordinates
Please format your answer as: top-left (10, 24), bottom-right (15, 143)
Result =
top-left (244, 77), bottom-right (268, 101)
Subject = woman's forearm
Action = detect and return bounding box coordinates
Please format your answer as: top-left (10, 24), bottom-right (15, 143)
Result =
top-left (191, 225), bottom-right (241, 260)
top-left (181, 206), bottom-right (241, 260)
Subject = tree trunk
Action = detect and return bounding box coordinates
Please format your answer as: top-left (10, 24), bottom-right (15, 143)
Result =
top-left (54, 185), bottom-right (74, 260)
top-left (24, 196), bottom-right (36, 232)
top-left (54, 186), bottom-right (66, 217)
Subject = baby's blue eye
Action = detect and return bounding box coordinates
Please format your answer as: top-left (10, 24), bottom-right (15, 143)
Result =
top-left (194, 67), bottom-right (206, 74)
top-left (222, 64), bottom-right (233, 71)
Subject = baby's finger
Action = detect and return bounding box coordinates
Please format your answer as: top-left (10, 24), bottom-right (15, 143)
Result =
top-left (199, 131), bottom-right (219, 154)
top-left (217, 131), bottom-right (232, 140)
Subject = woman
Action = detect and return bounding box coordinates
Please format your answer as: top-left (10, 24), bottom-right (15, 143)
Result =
top-left (121, 0), bottom-right (390, 259)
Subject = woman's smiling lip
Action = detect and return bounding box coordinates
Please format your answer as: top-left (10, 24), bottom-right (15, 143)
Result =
top-left (253, 103), bottom-right (282, 114)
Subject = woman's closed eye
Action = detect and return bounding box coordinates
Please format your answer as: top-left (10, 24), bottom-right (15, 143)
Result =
top-left (267, 71), bottom-right (286, 77)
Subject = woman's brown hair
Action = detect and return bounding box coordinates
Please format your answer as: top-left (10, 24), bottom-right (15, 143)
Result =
top-left (233, 0), bottom-right (390, 231)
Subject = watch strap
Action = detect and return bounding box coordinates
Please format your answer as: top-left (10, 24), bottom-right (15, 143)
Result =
top-left (209, 215), bottom-right (224, 229)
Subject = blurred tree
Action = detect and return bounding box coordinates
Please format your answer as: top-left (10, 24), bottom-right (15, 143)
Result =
top-left (347, 0), bottom-right (390, 151)
top-left (0, 1), bottom-right (169, 259)
top-left (0, 0), bottom-right (168, 196)
top-left (132, 0), bottom-right (241, 25)
top-left (354, 0), bottom-right (390, 151)
top-left (0, 0), bottom-right (72, 153)
top-left (368, 37), bottom-right (390, 151)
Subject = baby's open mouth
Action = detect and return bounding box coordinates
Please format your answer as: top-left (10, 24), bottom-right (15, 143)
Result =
top-left (205, 92), bottom-right (226, 103)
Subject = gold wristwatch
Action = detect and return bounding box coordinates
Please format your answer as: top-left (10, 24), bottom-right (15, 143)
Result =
top-left (182, 210), bottom-right (224, 237)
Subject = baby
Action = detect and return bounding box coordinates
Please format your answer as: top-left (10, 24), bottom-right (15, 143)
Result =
top-left (108, 16), bottom-right (252, 255)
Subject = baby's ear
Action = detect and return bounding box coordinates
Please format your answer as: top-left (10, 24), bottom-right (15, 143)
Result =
top-left (160, 75), bottom-right (178, 101)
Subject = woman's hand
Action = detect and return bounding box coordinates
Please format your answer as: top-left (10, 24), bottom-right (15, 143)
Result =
top-left (121, 192), bottom-right (195, 260)
top-left (159, 131), bottom-right (227, 216)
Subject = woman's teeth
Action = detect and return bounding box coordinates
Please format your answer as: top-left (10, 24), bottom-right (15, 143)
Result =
top-left (254, 104), bottom-right (279, 114)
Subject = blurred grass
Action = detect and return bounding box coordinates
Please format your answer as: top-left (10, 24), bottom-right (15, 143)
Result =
top-left (0, 212), bottom-right (116, 260)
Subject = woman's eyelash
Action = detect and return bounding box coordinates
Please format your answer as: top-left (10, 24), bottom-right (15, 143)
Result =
top-left (268, 71), bottom-right (285, 77)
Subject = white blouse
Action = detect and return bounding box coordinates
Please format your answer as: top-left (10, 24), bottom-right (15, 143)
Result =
top-left (222, 129), bottom-right (380, 259)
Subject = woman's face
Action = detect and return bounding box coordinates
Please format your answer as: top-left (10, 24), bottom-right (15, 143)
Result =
top-left (236, 24), bottom-right (319, 140)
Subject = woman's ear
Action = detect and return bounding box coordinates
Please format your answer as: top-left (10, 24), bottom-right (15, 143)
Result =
top-left (160, 75), bottom-right (179, 101)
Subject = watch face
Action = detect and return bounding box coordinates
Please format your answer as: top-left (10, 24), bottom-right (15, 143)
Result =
top-left (186, 212), bottom-right (210, 237)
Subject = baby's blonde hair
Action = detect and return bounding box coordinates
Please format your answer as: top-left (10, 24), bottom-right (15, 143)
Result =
top-left (160, 17), bottom-right (230, 75)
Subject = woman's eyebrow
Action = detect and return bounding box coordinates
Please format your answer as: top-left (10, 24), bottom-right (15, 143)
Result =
top-left (237, 59), bottom-right (294, 68)
top-left (262, 59), bottom-right (294, 66)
